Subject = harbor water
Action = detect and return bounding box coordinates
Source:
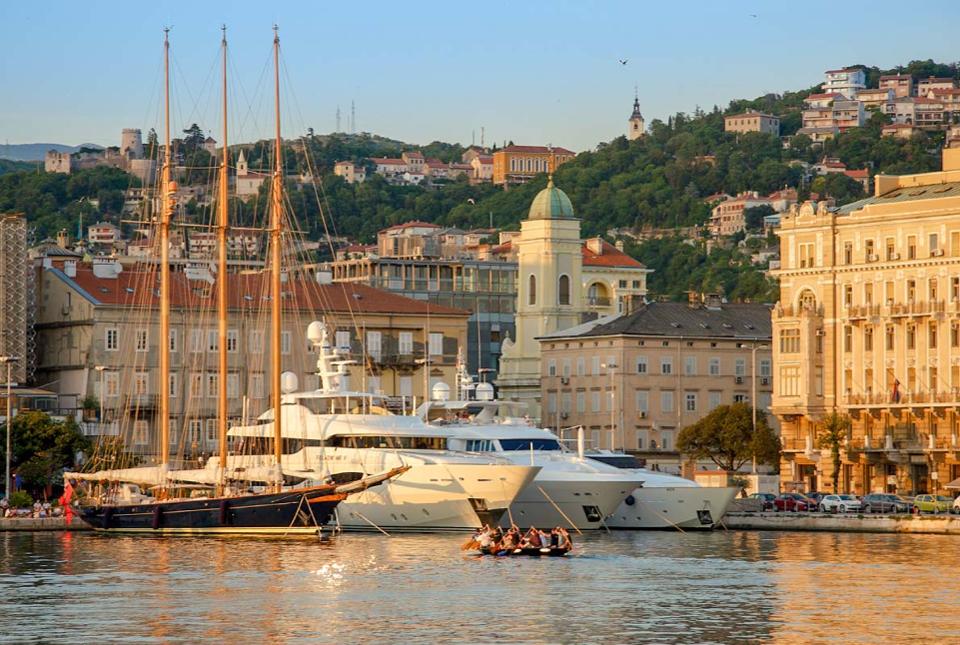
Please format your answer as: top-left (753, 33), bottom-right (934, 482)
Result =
top-left (2, 530), bottom-right (959, 643)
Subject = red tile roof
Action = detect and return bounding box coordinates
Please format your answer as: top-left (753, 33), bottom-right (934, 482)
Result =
top-left (843, 169), bottom-right (869, 179)
top-left (499, 145), bottom-right (576, 156)
top-left (582, 239), bottom-right (645, 268)
top-left (55, 265), bottom-right (468, 316)
top-left (381, 220), bottom-right (441, 232)
top-left (371, 157), bottom-right (405, 165)
top-left (806, 92), bottom-right (844, 101)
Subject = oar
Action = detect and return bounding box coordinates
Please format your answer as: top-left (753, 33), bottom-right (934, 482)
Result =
top-left (537, 486), bottom-right (584, 535)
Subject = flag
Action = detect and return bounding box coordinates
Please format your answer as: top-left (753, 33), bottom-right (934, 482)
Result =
top-left (891, 379), bottom-right (901, 404)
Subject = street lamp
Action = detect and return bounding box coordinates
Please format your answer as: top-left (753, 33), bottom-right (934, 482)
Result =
top-left (602, 362), bottom-right (617, 451)
top-left (95, 365), bottom-right (107, 434)
top-left (1, 356), bottom-right (20, 501)
top-left (750, 344), bottom-right (770, 474)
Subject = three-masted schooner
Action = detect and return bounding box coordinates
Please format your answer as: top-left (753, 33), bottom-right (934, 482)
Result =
top-left (68, 28), bottom-right (404, 534)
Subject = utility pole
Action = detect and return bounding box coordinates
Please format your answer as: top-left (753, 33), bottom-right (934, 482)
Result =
top-left (336, 105), bottom-right (341, 133)
top-left (351, 100), bottom-right (356, 134)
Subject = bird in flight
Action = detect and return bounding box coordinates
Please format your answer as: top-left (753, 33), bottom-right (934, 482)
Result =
top-left (750, 13), bottom-right (758, 18)
top-left (618, 58), bottom-right (628, 66)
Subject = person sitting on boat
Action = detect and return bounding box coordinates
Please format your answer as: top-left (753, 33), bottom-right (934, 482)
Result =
top-left (477, 525), bottom-right (495, 549)
top-left (522, 526), bottom-right (543, 548)
top-left (549, 528), bottom-right (560, 549)
top-left (556, 527), bottom-right (572, 550)
top-left (497, 529), bottom-right (517, 551)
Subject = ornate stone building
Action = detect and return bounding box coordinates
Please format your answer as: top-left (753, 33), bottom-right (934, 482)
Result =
top-left (771, 149), bottom-right (960, 495)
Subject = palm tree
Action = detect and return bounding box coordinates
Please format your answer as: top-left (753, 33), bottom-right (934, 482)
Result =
top-left (818, 412), bottom-right (851, 493)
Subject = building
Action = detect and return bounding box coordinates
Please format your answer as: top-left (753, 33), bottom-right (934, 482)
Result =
top-left (823, 67), bottom-right (866, 99)
top-left (492, 145), bottom-right (576, 186)
top-left (857, 88), bottom-right (894, 112)
top-left (771, 148), bottom-right (960, 496)
top-left (203, 137), bottom-right (217, 156)
top-left (917, 76), bottom-right (957, 96)
top-left (470, 154), bottom-right (493, 182)
top-left (708, 192), bottom-right (774, 237)
top-left (724, 110), bottom-right (780, 136)
top-left (235, 150), bottom-right (269, 199)
top-left (882, 123), bottom-right (917, 139)
top-left (628, 94), bottom-right (645, 140)
top-left (538, 296), bottom-right (773, 470)
top-left (497, 178), bottom-right (649, 416)
top-left (798, 93), bottom-right (863, 141)
top-left (120, 129), bottom-right (143, 159)
top-left (334, 160), bottom-right (366, 184)
top-left (33, 260), bottom-right (468, 454)
top-left (44, 150), bottom-right (73, 174)
top-left (879, 74), bottom-right (913, 99)
top-left (87, 222), bottom-right (122, 246)
top-left (0, 213), bottom-right (32, 383)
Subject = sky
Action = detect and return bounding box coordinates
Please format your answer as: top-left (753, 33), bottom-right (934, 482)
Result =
top-left (2, 1), bottom-right (959, 152)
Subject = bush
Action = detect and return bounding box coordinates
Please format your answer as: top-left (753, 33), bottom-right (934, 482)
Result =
top-left (9, 491), bottom-right (33, 508)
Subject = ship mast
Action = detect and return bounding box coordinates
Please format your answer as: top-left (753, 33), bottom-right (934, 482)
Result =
top-left (269, 26), bottom-right (284, 486)
top-left (159, 28), bottom-right (173, 473)
top-left (217, 26), bottom-right (230, 481)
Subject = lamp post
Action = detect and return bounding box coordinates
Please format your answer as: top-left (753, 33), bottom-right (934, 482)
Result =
top-left (1, 356), bottom-right (20, 501)
top-left (95, 365), bottom-right (107, 434)
top-left (602, 361), bottom-right (617, 451)
top-left (750, 344), bottom-right (770, 474)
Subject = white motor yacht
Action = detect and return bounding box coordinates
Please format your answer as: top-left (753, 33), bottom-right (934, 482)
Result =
top-left (420, 382), bottom-right (643, 531)
top-left (210, 324), bottom-right (540, 532)
top-left (587, 451), bottom-right (737, 530)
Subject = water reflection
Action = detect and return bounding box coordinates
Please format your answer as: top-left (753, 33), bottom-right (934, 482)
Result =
top-left (1, 531), bottom-right (958, 643)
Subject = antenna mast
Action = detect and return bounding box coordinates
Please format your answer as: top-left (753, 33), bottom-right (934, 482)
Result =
top-left (217, 25), bottom-right (230, 480)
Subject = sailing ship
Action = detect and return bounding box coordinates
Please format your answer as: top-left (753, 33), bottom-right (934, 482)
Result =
top-left (69, 27), bottom-right (405, 534)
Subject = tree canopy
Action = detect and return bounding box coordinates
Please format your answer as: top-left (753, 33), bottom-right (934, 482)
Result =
top-left (1, 411), bottom-right (90, 498)
top-left (677, 403), bottom-right (781, 472)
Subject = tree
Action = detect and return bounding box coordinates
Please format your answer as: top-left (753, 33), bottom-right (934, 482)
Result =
top-left (0, 411), bottom-right (90, 498)
top-left (677, 403), bottom-right (781, 471)
top-left (744, 204), bottom-right (775, 232)
top-left (182, 123), bottom-right (205, 151)
top-left (817, 412), bottom-right (851, 493)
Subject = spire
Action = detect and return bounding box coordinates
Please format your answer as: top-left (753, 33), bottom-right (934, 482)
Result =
top-left (631, 89), bottom-right (643, 119)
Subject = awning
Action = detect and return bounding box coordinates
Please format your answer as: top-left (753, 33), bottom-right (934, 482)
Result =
top-left (944, 477), bottom-right (960, 490)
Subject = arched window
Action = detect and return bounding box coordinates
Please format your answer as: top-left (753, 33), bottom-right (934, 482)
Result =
top-left (798, 290), bottom-right (817, 311)
top-left (558, 274), bottom-right (570, 305)
top-left (528, 274), bottom-right (537, 305)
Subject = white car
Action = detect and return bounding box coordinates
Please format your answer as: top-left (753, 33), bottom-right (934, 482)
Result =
top-left (819, 494), bottom-right (862, 513)
top-left (953, 496), bottom-right (960, 514)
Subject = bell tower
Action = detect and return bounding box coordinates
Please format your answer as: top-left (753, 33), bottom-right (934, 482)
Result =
top-left (628, 92), bottom-right (645, 141)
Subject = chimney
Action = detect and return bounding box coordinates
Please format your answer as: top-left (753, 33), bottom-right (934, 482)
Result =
top-left (586, 238), bottom-right (603, 254)
top-left (703, 294), bottom-right (723, 310)
top-left (615, 240), bottom-right (625, 252)
top-left (92, 258), bottom-right (121, 279)
top-left (63, 260), bottom-right (77, 278)
top-left (687, 291), bottom-right (701, 308)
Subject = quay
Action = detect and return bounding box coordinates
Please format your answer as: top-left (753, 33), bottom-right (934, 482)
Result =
top-left (723, 512), bottom-right (960, 535)
top-left (0, 517), bottom-right (90, 532)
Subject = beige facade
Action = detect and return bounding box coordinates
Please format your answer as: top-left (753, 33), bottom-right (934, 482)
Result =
top-left (34, 261), bottom-right (468, 457)
top-left (724, 111), bottom-right (780, 136)
top-left (539, 299), bottom-right (773, 471)
top-left (492, 145), bottom-right (575, 185)
top-left (771, 149), bottom-right (960, 496)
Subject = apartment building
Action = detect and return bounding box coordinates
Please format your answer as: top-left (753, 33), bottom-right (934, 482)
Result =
top-left (823, 68), bottom-right (866, 99)
top-left (879, 74), bottom-right (913, 99)
top-left (723, 110), bottom-right (780, 136)
top-left (492, 145), bottom-right (576, 185)
top-left (34, 259), bottom-right (468, 457)
top-left (771, 149), bottom-right (960, 496)
top-left (539, 297), bottom-right (773, 472)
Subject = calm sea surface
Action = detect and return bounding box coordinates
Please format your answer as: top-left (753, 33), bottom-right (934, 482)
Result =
top-left (1, 529), bottom-right (959, 644)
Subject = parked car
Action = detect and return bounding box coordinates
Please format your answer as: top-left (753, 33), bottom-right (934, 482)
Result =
top-left (862, 494), bottom-right (911, 514)
top-left (774, 493), bottom-right (813, 512)
top-left (953, 496), bottom-right (960, 514)
top-left (913, 494), bottom-right (953, 514)
top-left (746, 492), bottom-right (777, 511)
top-left (806, 492), bottom-right (826, 505)
top-left (819, 494), bottom-right (863, 513)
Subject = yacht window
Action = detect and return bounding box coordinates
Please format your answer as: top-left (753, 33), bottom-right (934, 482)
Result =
top-left (498, 439), bottom-right (562, 451)
top-left (465, 439), bottom-right (495, 451)
top-left (329, 435), bottom-right (446, 450)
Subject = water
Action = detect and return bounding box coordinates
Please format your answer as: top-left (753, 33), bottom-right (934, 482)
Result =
top-left (1, 530), bottom-right (958, 644)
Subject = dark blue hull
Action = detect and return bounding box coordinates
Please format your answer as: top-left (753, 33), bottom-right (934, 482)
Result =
top-left (80, 487), bottom-right (346, 535)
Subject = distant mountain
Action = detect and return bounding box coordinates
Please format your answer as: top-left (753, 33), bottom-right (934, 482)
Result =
top-left (0, 142), bottom-right (104, 162)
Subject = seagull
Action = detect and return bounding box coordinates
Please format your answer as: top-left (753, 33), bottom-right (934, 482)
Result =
top-left (618, 58), bottom-right (628, 66)
top-left (750, 13), bottom-right (758, 18)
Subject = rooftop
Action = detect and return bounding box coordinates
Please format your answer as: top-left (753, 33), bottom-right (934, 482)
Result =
top-left (499, 145), bottom-right (576, 156)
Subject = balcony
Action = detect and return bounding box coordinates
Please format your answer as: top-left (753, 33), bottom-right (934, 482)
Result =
top-left (586, 296), bottom-right (611, 308)
top-left (126, 394), bottom-right (158, 410)
top-left (842, 390), bottom-right (960, 409)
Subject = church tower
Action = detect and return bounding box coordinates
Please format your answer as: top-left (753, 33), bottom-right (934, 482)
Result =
top-left (236, 149), bottom-right (249, 176)
top-left (628, 93), bottom-right (645, 141)
top-left (498, 176), bottom-right (583, 416)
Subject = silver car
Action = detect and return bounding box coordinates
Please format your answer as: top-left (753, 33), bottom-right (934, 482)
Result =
top-left (819, 494), bottom-right (862, 513)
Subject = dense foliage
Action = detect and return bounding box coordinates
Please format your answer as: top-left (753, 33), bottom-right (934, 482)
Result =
top-left (677, 403), bottom-right (781, 472)
top-left (1, 411), bottom-right (90, 498)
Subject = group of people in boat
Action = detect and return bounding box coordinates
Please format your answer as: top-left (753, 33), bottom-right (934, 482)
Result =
top-left (467, 524), bottom-right (572, 553)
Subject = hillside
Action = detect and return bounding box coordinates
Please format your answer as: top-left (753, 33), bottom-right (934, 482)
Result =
top-left (0, 142), bottom-right (104, 162)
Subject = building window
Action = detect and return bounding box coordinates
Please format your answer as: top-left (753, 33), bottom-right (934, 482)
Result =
top-left (660, 390), bottom-right (673, 413)
top-left (249, 330), bottom-right (264, 354)
top-left (844, 326), bottom-right (853, 352)
top-left (636, 356), bottom-right (648, 374)
top-left (227, 373), bottom-right (239, 398)
top-left (952, 323), bottom-right (959, 348)
top-left (843, 242), bottom-right (853, 264)
top-left (187, 420), bottom-right (202, 448)
top-left (189, 372), bottom-right (202, 398)
top-left (168, 373), bottom-right (178, 399)
top-left (576, 391), bottom-right (586, 413)
top-left (250, 373), bottom-right (264, 399)
top-left (105, 327), bottom-right (119, 351)
top-left (886, 238), bottom-right (896, 261)
top-left (366, 331), bottom-right (382, 361)
top-left (709, 391), bottom-right (722, 410)
top-left (133, 372), bottom-right (148, 395)
top-left (735, 359), bottom-right (746, 377)
top-left (547, 392), bottom-right (557, 414)
top-left (929, 278), bottom-right (938, 301)
top-left (864, 326), bottom-right (873, 352)
top-left (227, 329), bottom-right (239, 353)
top-left (169, 329), bottom-right (178, 353)
top-left (562, 359), bottom-right (571, 378)
top-left (684, 357), bottom-right (696, 376)
top-left (576, 357), bottom-right (585, 376)
top-left (661, 357), bottom-right (673, 375)
top-left (281, 331), bottom-right (292, 355)
top-left (399, 332), bottom-right (413, 355)
top-left (929, 233), bottom-right (939, 256)
top-left (528, 274), bottom-right (536, 305)
top-left (335, 330), bottom-right (351, 353)
top-left (929, 322), bottom-right (938, 349)
top-left (907, 324), bottom-right (916, 350)
top-left (592, 356), bottom-right (601, 376)
top-left (843, 284), bottom-right (853, 307)
top-left (760, 359), bottom-right (771, 377)
top-left (190, 329), bottom-right (203, 353)
top-left (591, 391), bottom-right (601, 412)
top-left (207, 330), bottom-right (218, 353)
top-left (779, 366), bottom-right (800, 397)
top-left (863, 283), bottom-right (873, 305)
top-left (779, 329), bottom-right (800, 353)
top-left (709, 358), bottom-right (720, 376)
top-left (547, 359), bottom-right (557, 377)
top-left (429, 332), bottom-right (443, 356)
top-left (864, 239), bottom-right (875, 262)
top-left (133, 420), bottom-right (149, 447)
top-left (685, 392), bottom-right (697, 412)
top-left (907, 236), bottom-right (917, 260)
top-left (886, 325), bottom-right (895, 350)
top-left (135, 329), bottom-right (148, 352)
top-left (558, 275), bottom-right (570, 305)
top-left (635, 390), bottom-right (649, 414)
top-left (206, 373), bottom-right (219, 398)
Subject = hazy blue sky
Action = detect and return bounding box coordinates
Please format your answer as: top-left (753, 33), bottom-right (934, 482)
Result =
top-left (2, 1), bottom-right (958, 151)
